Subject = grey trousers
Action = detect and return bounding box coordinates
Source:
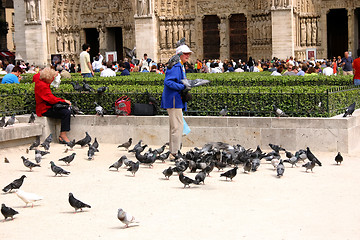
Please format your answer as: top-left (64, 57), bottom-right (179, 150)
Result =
top-left (167, 108), bottom-right (183, 154)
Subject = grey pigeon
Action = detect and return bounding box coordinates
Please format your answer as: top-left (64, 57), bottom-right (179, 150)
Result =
top-left (66, 139), bottom-right (76, 149)
top-left (123, 46), bottom-right (139, 65)
top-left (269, 143), bottom-right (285, 152)
top-left (157, 151), bottom-right (171, 162)
top-left (35, 151), bottom-right (42, 163)
top-left (35, 149), bottom-right (50, 156)
top-left (273, 105), bottom-right (287, 117)
top-left (2, 175), bottom-right (26, 193)
top-left (243, 159), bottom-right (251, 173)
top-left (179, 172), bottom-right (199, 188)
top-left (181, 79), bottom-right (210, 88)
top-left (29, 136), bottom-right (40, 150)
top-left (68, 193), bottom-right (91, 212)
top-left (94, 102), bottom-right (104, 117)
top-left (22, 156), bottom-right (40, 171)
top-left (87, 145), bottom-right (96, 160)
top-left (204, 161), bottom-right (215, 176)
top-left (154, 144), bottom-right (166, 155)
top-left (75, 132), bottom-right (91, 147)
top-left (118, 208), bottom-right (139, 228)
top-left (195, 170), bottom-right (206, 184)
top-left (50, 161), bottom-right (70, 176)
top-left (277, 160), bottom-right (285, 177)
top-left (0, 116), bottom-right (5, 127)
top-left (109, 156), bottom-right (126, 171)
top-left (306, 147), bottom-right (322, 166)
top-left (162, 167), bottom-right (173, 179)
top-left (90, 138), bottom-right (99, 152)
top-left (335, 152), bottom-right (343, 165)
top-left (127, 161), bottom-right (140, 176)
top-left (4, 114), bottom-right (15, 127)
top-left (97, 86), bottom-right (108, 94)
top-left (219, 106), bottom-right (228, 116)
top-left (28, 112), bottom-right (36, 123)
top-left (1, 204), bottom-right (19, 220)
top-left (284, 156), bottom-right (298, 167)
top-left (40, 133), bottom-right (53, 151)
top-left (59, 153), bottom-right (76, 165)
top-left (118, 138), bottom-right (132, 150)
top-left (251, 158), bottom-right (260, 172)
top-left (70, 81), bottom-right (83, 91)
top-left (166, 54), bottom-right (181, 70)
top-left (303, 160), bottom-right (316, 172)
top-left (82, 80), bottom-right (94, 92)
top-left (343, 102), bottom-right (355, 117)
top-left (220, 167), bottom-right (238, 181)
top-left (215, 161), bottom-right (227, 171)
top-left (70, 102), bottom-right (84, 117)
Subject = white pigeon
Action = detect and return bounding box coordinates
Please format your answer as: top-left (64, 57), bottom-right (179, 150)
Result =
top-left (271, 158), bottom-right (280, 169)
top-left (117, 208), bottom-right (139, 228)
top-left (15, 189), bottom-right (43, 207)
top-left (50, 73), bottom-right (61, 88)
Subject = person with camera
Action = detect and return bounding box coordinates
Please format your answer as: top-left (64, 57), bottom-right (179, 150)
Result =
top-left (161, 44), bottom-right (192, 160)
top-left (34, 67), bottom-right (72, 143)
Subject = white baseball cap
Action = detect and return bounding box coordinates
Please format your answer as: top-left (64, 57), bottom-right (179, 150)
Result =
top-left (176, 45), bottom-right (193, 55)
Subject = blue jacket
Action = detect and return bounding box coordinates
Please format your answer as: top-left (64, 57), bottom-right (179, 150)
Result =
top-left (161, 62), bottom-right (186, 109)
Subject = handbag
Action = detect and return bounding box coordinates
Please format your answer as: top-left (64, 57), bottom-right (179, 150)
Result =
top-left (52, 102), bottom-right (69, 111)
top-left (115, 96), bottom-right (131, 116)
top-left (181, 89), bottom-right (192, 103)
top-left (132, 103), bottom-right (156, 116)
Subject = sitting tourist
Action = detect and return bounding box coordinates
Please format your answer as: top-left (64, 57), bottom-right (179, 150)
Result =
top-left (100, 62), bottom-right (116, 77)
top-left (119, 63), bottom-right (130, 76)
top-left (271, 65), bottom-right (284, 76)
top-left (322, 61), bottom-right (334, 76)
top-left (1, 66), bottom-right (23, 84)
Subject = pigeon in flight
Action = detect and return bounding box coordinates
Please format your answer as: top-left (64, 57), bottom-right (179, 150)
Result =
top-left (219, 106), bottom-right (228, 117)
top-left (22, 156), bottom-right (40, 171)
top-left (220, 167), bottom-right (238, 181)
top-left (335, 152), bottom-right (343, 165)
top-left (343, 102), bottom-right (355, 117)
top-left (2, 175), bottom-right (26, 193)
top-left (109, 156), bottom-right (127, 171)
top-left (162, 167), bottom-right (173, 179)
top-left (1, 204), bottom-right (19, 221)
top-left (50, 161), bottom-right (70, 176)
top-left (29, 136), bottom-right (40, 150)
top-left (276, 160), bottom-right (285, 177)
top-left (28, 112), bottom-right (36, 124)
top-left (181, 79), bottom-right (210, 88)
top-left (94, 102), bottom-right (104, 117)
top-left (124, 46), bottom-right (139, 65)
top-left (0, 116), bottom-right (5, 127)
top-left (118, 208), bottom-right (139, 228)
top-left (4, 114), bottom-right (15, 127)
top-left (118, 138), bottom-right (132, 150)
top-left (179, 172), bottom-right (199, 188)
top-left (59, 153), bottom-right (76, 165)
top-left (273, 105), bottom-right (287, 117)
top-left (75, 132), bottom-right (91, 147)
top-left (15, 189), bottom-right (43, 207)
top-left (68, 193), bottom-right (91, 212)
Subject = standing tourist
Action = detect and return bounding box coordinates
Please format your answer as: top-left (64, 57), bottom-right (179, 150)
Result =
top-left (79, 43), bottom-right (94, 78)
top-left (161, 44), bottom-right (192, 159)
top-left (353, 56), bottom-right (360, 86)
top-left (341, 51), bottom-right (353, 75)
top-left (1, 66), bottom-right (23, 84)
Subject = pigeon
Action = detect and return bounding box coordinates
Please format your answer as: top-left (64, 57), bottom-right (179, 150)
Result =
top-left (306, 147), bottom-right (322, 166)
top-left (277, 160), bottom-right (285, 177)
top-left (129, 140), bottom-right (143, 152)
top-left (283, 156), bottom-right (298, 167)
top-left (29, 136), bottom-right (40, 150)
top-left (1, 204), bottom-right (19, 220)
top-left (91, 138), bottom-right (99, 152)
top-left (50, 161), bottom-right (70, 176)
top-left (118, 138), bottom-right (132, 150)
top-left (335, 152), bottom-right (343, 165)
top-left (15, 189), bottom-right (43, 207)
top-left (195, 170), bottom-right (206, 184)
top-left (82, 80), bottom-right (94, 92)
top-left (40, 134), bottom-right (53, 151)
top-left (215, 161), bottom-right (227, 171)
top-left (118, 208), bottom-right (139, 228)
top-left (21, 156), bottom-right (40, 171)
top-left (97, 86), bottom-right (108, 94)
top-left (181, 79), bottom-right (210, 88)
top-left (4, 157), bottom-right (9, 163)
top-left (243, 159), bottom-right (251, 173)
top-left (123, 46), bottom-right (139, 65)
top-left (94, 102), bottom-right (104, 117)
top-left (303, 160), bottom-right (316, 172)
top-left (75, 132), bottom-right (91, 147)
top-left (269, 143), bottom-right (285, 152)
top-left (179, 172), bottom-right (199, 188)
top-left (162, 167), bottom-right (173, 179)
top-left (204, 161), bottom-right (215, 176)
top-left (273, 105), bottom-right (287, 117)
top-left (109, 156), bottom-right (127, 171)
top-left (59, 153), bottom-right (76, 165)
top-left (166, 38), bottom-right (186, 69)
top-left (87, 145), bottom-right (96, 160)
top-left (127, 161), bottom-right (140, 176)
top-left (271, 158), bottom-right (280, 169)
top-left (35, 149), bottom-right (50, 157)
top-left (68, 193), bottom-right (91, 212)
top-left (71, 81), bottom-right (83, 92)
top-left (0, 116), bottom-right (5, 127)
top-left (28, 112), bottom-right (36, 123)
top-left (154, 144), bottom-right (166, 155)
top-left (2, 175), bottom-right (26, 193)
top-left (70, 103), bottom-right (85, 117)
top-left (35, 151), bottom-right (42, 163)
top-left (4, 114), bottom-right (15, 127)
top-left (220, 167), bottom-right (238, 181)
top-left (219, 106), bottom-right (228, 116)
top-left (251, 158), bottom-right (260, 172)
top-left (157, 151), bottom-right (171, 162)
top-left (343, 102), bottom-right (355, 117)
top-left (66, 139), bottom-right (76, 149)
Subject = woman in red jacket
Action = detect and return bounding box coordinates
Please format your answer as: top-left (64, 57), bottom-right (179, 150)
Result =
top-left (34, 67), bottom-right (72, 143)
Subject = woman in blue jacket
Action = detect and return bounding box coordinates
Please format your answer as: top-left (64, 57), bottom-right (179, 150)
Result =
top-left (161, 44), bottom-right (192, 159)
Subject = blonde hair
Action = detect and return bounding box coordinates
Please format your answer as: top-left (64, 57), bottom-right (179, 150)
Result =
top-left (40, 67), bottom-right (57, 83)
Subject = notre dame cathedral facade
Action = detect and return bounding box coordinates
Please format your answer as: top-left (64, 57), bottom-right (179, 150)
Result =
top-left (13, 0), bottom-right (360, 66)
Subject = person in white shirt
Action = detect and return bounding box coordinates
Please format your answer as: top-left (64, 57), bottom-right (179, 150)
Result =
top-left (211, 62), bottom-right (222, 73)
top-left (100, 62), bottom-right (116, 77)
top-left (322, 61), bottom-right (334, 76)
top-left (139, 53), bottom-right (150, 72)
top-left (92, 53), bottom-right (104, 72)
top-left (271, 65), bottom-right (284, 76)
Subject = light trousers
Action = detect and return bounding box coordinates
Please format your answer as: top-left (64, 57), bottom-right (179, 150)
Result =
top-left (167, 108), bottom-right (183, 154)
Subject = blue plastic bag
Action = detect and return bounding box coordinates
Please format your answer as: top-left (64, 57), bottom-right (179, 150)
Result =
top-left (183, 117), bottom-right (191, 136)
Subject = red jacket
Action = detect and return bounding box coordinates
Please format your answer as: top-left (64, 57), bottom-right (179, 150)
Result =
top-left (33, 73), bottom-right (65, 116)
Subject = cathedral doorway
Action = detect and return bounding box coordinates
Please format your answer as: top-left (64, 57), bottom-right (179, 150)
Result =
top-left (203, 15), bottom-right (220, 59)
top-left (327, 9), bottom-right (348, 58)
top-left (107, 27), bottom-right (123, 61)
top-left (229, 14), bottom-right (247, 62)
top-left (85, 28), bottom-right (99, 61)
top-left (356, 8), bottom-right (360, 58)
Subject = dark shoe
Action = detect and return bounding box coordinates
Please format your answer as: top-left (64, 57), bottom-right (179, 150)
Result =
top-left (59, 137), bottom-right (69, 144)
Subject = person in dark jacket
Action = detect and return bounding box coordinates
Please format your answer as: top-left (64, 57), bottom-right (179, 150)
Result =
top-left (161, 44), bottom-right (192, 159)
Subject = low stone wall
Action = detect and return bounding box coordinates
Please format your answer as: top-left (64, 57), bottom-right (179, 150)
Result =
top-left (1, 112), bottom-right (359, 153)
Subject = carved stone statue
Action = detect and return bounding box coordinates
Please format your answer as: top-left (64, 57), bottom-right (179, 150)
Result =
top-left (167, 21), bottom-right (173, 49)
top-left (69, 34), bottom-right (75, 53)
top-left (138, 0), bottom-right (149, 16)
top-left (300, 18), bottom-right (306, 46)
top-left (172, 21), bottom-right (178, 48)
top-left (311, 18), bottom-right (317, 45)
top-left (25, 0), bottom-right (38, 22)
top-left (159, 21), bottom-right (166, 49)
top-left (184, 21), bottom-right (190, 46)
top-left (57, 34), bottom-right (63, 53)
top-left (306, 18), bottom-right (311, 46)
top-left (317, 18), bottom-right (321, 46)
top-left (178, 21), bottom-right (184, 40)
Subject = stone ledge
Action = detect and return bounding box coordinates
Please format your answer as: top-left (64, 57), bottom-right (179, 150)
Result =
top-left (0, 123), bottom-right (43, 142)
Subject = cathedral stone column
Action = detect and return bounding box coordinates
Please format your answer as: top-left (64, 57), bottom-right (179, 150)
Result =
top-left (347, 8), bottom-right (355, 56)
top-left (218, 14), bottom-right (230, 60)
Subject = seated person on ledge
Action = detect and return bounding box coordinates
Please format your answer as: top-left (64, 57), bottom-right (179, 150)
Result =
top-left (119, 63), bottom-right (130, 76)
top-left (100, 61), bottom-right (116, 77)
top-left (34, 67), bottom-right (72, 143)
top-left (1, 66), bottom-right (24, 84)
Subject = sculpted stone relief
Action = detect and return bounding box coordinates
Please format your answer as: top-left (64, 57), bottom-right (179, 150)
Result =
top-left (159, 20), bottom-right (195, 50)
top-left (24, 0), bottom-right (40, 22)
top-left (300, 16), bottom-right (320, 47)
top-left (250, 14), bottom-right (271, 46)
